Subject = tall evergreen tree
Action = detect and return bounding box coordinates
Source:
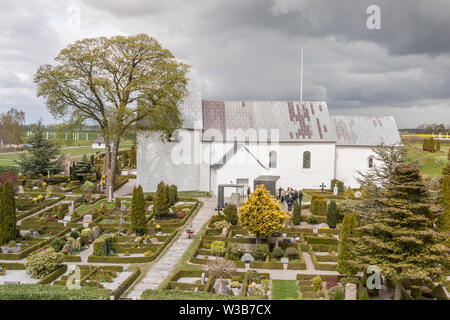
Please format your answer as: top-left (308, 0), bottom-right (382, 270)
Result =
top-left (153, 181), bottom-right (170, 218)
top-left (75, 155), bottom-right (95, 181)
top-left (17, 120), bottom-right (61, 176)
top-left (350, 165), bottom-right (448, 300)
top-left (292, 202), bottom-right (302, 225)
top-left (337, 212), bottom-right (358, 275)
top-left (0, 182), bottom-right (16, 244)
top-left (327, 200), bottom-right (339, 228)
top-left (130, 185), bottom-right (147, 235)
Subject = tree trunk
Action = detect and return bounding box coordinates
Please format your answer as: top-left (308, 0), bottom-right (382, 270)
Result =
top-left (105, 139), bottom-right (120, 198)
top-left (394, 279), bottom-right (402, 300)
top-left (103, 142), bottom-right (111, 196)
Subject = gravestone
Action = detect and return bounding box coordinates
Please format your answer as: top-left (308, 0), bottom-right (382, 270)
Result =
top-left (92, 226), bottom-right (101, 239)
top-left (63, 216), bottom-right (72, 222)
top-left (32, 231), bottom-right (40, 237)
top-left (221, 227), bottom-right (228, 237)
top-left (241, 253), bottom-right (254, 263)
top-left (32, 186), bottom-right (39, 190)
top-left (274, 238), bottom-right (279, 248)
top-left (62, 243), bottom-right (71, 253)
top-left (75, 237), bottom-right (81, 250)
top-left (201, 272), bottom-right (206, 285)
top-left (354, 191), bottom-right (362, 199)
top-left (147, 227), bottom-right (155, 235)
top-left (345, 283), bottom-right (357, 300)
top-left (108, 186), bottom-right (113, 202)
top-left (214, 279), bottom-right (229, 295)
top-left (229, 193), bottom-right (241, 207)
top-left (19, 230), bottom-right (31, 237)
top-left (17, 186), bottom-right (24, 194)
top-left (150, 238), bottom-right (159, 244)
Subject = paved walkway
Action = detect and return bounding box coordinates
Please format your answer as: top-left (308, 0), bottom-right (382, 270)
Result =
top-left (114, 179), bottom-right (137, 197)
top-left (126, 196), bottom-right (217, 299)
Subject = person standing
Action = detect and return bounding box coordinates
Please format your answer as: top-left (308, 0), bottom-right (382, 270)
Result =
top-left (298, 189), bottom-right (304, 206)
top-left (286, 193), bottom-right (294, 212)
top-left (247, 186), bottom-right (251, 199)
top-left (278, 186), bottom-right (283, 200)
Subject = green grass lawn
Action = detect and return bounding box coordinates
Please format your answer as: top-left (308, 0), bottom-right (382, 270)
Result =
top-left (404, 143), bottom-right (448, 178)
top-left (0, 144), bottom-right (132, 167)
top-left (75, 199), bottom-right (116, 216)
top-left (271, 280), bottom-right (299, 300)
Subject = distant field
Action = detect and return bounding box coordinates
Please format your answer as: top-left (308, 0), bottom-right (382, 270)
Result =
top-left (0, 144), bottom-right (132, 168)
top-left (403, 143), bottom-right (448, 178)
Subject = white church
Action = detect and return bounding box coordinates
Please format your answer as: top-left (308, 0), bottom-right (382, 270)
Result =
top-left (136, 92), bottom-right (401, 194)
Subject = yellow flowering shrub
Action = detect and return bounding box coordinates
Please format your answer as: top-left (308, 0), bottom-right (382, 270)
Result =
top-left (238, 184), bottom-right (289, 241)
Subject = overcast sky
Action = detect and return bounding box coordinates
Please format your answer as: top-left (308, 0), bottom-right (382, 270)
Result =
top-left (1, 0), bottom-right (449, 128)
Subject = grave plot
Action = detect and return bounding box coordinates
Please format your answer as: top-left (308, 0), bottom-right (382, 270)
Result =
top-left (161, 269), bottom-right (270, 299)
top-left (15, 195), bottom-right (65, 220)
top-left (87, 231), bottom-right (177, 263)
top-left (0, 263), bottom-right (40, 285)
top-left (52, 265), bottom-right (141, 299)
top-left (189, 216), bottom-right (310, 271)
top-left (297, 274), bottom-right (337, 300)
top-left (304, 235), bottom-right (339, 271)
top-left (149, 199), bottom-right (200, 229)
top-left (0, 226), bottom-right (70, 261)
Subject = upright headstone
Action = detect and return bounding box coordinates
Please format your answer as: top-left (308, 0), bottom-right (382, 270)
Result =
top-left (108, 186), bottom-right (113, 202)
top-left (345, 283), bottom-right (357, 300)
top-left (17, 186), bottom-right (24, 194)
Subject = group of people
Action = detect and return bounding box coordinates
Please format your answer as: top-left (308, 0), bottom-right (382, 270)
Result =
top-left (278, 187), bottom-right (304, 212)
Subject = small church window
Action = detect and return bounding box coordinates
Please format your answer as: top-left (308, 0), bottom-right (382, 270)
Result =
top-left (368, 156), bottom-right (374, 169)
top-left (269, 151), bottom-right (277, 168)
top-left (303, 151), bottom-right (311, 169)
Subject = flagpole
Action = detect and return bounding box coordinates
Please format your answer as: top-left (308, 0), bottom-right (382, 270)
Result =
top-left (300, 48), bottom-right (303, 102)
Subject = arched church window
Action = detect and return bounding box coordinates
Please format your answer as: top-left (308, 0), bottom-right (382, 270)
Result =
top-left (368, 156), bottom-right (374, 168)
top-left (269, 151), bottom-right (277, 168)
top-left (303, 151), bottom-right (311, 169)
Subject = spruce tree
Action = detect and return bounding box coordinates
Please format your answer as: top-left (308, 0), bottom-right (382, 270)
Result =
top-left (327, 200), bottom-right (338, 228)
top-left (75, 155), bottom-right (95, 181)
top-left (439, 174), bottom-right (450, 232)
top-left (131, 185), bottom-right (147, 235)
top-left (153, 181), bottom-right (170, 218)
top-left (350, 165), bottom-right (448, 300)
top-left (17, 120), bottom-right (61, 176)
top-left (0, 182), bottom-right (16, 244)
top-left (337, 212), bottom-right (358, 275)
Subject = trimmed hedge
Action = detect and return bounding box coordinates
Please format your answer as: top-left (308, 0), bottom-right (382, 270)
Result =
top-left (113, 267), bottom-right (141, 299)
top-left (0, 284), bottom-right (109, 300)
top-left (0, 262), bottom-right (25, 270)
top-left (39, 264), bottom-right (68, 284)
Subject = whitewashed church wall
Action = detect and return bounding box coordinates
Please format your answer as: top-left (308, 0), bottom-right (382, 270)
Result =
top-left (137, 130), bottom-right (203, 192)
top-left (335, 146), bottom-right (382, 188)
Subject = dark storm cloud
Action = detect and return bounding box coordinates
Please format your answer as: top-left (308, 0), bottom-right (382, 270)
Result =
top-left (0, 0), bottom-right (449, 127)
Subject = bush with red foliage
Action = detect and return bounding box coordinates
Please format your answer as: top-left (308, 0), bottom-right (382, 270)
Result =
top-left (326, 276), bottom-right (339, 289)
top-left (0, 171), bottom-right (17, 188)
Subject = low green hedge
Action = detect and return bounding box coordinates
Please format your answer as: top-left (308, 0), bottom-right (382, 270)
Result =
top-left (0, 284), bottom-right (110, 300)
top-left (0, 262), bottom-right (25, 270)
top-left (62, 255), bottom-right (82, 262)
top-left (16, 196), bottom-right (65, 220)
top-left (113, 267), bottom-right (141, 299)
top-left (306, 236), bottom-right (338, 245)
top-left (39, 265), bottom-right (68, 285)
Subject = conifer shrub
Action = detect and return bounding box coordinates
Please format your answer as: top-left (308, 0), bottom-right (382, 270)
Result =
top-left (327, 200), bottom-right (338, 228)
top-left (292, 202), bottom-right (302, 225)
top-left (153, 181), bottom-right (170, 218)
top-left (252, 244), bottom-right (270, 261)
top-left (223, 204), bottom-right (238, 225)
